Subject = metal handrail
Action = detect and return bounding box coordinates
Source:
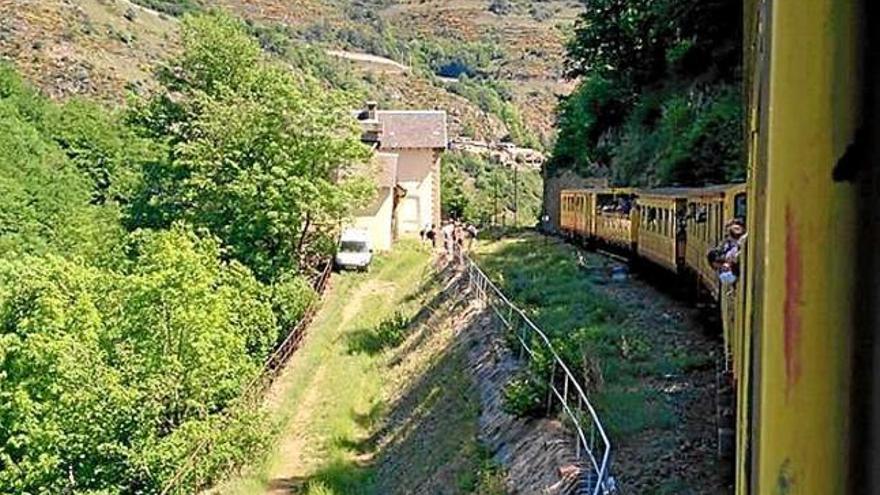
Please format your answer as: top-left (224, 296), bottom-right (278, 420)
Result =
top-left (464, 256), bottom-right (616, 495)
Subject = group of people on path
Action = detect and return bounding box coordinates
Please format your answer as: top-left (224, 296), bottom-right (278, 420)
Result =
top-left (420, 220), bottom-right (479, 262)
top-left (708, 218), bottom-right (747, 286)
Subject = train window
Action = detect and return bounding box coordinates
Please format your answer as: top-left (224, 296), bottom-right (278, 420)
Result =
top-left (647, 207), bottom-right (657, 230)
top-left (695, 204), bottom-right (708, 224)
top-left (734, 193), bottom-right (747, 220)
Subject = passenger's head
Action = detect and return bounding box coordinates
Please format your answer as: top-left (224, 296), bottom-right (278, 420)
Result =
top-left (727, 218), bottom-right (745, 239)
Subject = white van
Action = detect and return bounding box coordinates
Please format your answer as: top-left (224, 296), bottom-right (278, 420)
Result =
top-left (335, 228), bottom-right (373, 271)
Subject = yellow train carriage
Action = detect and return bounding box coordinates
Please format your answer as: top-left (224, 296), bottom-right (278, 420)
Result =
top-left (684, 184), bottom-right (747, 296)
top-left (559, 189), bottom-right (593, 239)
top-left (635, 189), bottom-right (690, 273)
top-left (736, 0), bottom-right (863, 493)
top-left (592, 188), bottom-right (637, 252)
top-left (559, 190), bottom-right (578, 235)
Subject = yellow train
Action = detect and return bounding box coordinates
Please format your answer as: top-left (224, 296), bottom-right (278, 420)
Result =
top-left (557, 0), bottom-right (874, 493)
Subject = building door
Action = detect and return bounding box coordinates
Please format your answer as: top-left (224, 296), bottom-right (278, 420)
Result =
top-left (397, 196), bottom-right (421, 237)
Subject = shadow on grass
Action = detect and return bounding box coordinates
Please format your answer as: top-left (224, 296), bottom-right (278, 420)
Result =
top-left (266, 274), bottom-right (490, 495)
top-left (344, 268), bottom-right (458, 357)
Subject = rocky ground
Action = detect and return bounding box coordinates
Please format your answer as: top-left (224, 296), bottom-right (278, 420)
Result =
top-left (577, 249), bottom-right (730, 494)
top-left (473, 232), bottom-right (731, 494)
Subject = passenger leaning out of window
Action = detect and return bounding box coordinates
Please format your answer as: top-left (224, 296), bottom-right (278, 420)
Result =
top-left (708, 218), bottom-right (747, 285)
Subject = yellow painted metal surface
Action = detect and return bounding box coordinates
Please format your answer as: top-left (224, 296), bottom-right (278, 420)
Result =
top-left (593, 189), bottom-right (637, 250)
top-left (636, 195), bottom-right (684, 272)
top-left (594, 212), bottom-right (634, 250)
top-left (685, 192), bottom-right (725, 299)
top-left (746, 0), bottom-right (860, 493)
top-left (560, 189), bottom-right (593, 238)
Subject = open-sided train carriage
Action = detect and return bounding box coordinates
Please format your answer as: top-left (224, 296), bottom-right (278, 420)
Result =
top-left (684, 184), bottom-right (748, 301)
top-left (634, 189), bottom-right (691, 273)
top-left (592, 188), bottom-right (637, 252)
top-left (559, 189), bottom-right (593, 241)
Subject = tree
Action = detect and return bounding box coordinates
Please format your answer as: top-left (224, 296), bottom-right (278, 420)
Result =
top-left (0, 226), bottom-right (280, 493)
top-left (128, 13), bottom-right (374, 281)
top-left (0, 67), bottom-right (123, 261)
top-left (550, 0), bottom-right (744, 187)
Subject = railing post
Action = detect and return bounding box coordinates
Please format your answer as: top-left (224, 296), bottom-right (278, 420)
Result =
top-left (547, 360), bottom-right (557, 415)
top-left (563, 374), bottom-right (569, 405)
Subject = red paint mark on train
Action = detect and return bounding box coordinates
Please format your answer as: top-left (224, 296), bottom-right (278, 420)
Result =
top-left (783, 205), bottom-right (803, 399)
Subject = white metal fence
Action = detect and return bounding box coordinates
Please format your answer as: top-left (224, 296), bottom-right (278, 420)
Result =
top-left (464, 256), bottom-right (617, 495)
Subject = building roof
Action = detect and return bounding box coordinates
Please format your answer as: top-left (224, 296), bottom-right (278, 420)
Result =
top-left (376, 111), bottom-right (448, 150)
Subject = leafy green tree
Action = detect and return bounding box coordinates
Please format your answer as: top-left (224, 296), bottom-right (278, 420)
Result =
top-left (129, 13), bottom-right (373, 280)
top-left (0, 69), bottom-right (123, 261)
top-left (43, 99), bottom-right (156, 205)
top-left (0, 225), bottom-right (277, 493)
top-left (551, 0), bottom-right (744, 186)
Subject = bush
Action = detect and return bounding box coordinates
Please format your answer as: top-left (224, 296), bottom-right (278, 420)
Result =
top-left (0, 68), bottom-right (124, 261)
top-left (347, 311), bottom-right (412, 355)
top-left (502, 373), bottom-right (547, 417)
top-left (0, 225), bottom-right (280, 493)
top-left (272, 273), bottom-right (318, 334)
top-left (488, 0), bottom-right (513, 16)
top-left (374, 311), bottom-right (411, 348)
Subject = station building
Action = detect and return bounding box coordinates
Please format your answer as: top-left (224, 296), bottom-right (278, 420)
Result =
top-left (352, 103), bottom-right (447, 251)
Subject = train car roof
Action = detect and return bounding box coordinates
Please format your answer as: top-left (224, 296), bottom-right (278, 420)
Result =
top-left (637, 183), bottom-right (747, 198)
top-left (683, 183), bottom-right (747, 197)
top-left (593, 187), bottom-right (636, 195)
top-left (636, 187), bottom-right (701, 197)
top-left (561, 183), bottom-right (746, 197)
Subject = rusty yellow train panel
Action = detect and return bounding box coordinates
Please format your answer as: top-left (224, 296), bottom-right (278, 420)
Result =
top-left (747, 0), bottom-right (860, 493)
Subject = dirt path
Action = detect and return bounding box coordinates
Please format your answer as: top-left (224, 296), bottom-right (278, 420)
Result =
top-left (263, 280), bottom-right (396, 494)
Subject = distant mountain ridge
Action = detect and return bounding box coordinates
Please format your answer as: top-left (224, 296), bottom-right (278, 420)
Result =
top-left (0, 0), bottom-right (580, 146)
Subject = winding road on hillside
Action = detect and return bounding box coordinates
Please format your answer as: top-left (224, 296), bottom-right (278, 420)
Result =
top-left (326, 50), bottom-right (410, 73)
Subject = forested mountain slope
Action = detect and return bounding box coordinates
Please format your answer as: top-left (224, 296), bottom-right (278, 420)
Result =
top-left (0, 0), bottom-right (581, 146)
top-left (549, 0), bottom-right (745, 187)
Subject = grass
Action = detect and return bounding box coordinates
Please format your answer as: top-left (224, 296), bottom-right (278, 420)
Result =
top-left (472, 232), bottom-right (680, 438)
top-left (220, 241), bottom-right (502, 494)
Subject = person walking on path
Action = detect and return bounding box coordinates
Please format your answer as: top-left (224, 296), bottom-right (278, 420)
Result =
top-left (426, 224), bottom-right (437, 249)
top-left (466, 223), bottom-right (479, 250)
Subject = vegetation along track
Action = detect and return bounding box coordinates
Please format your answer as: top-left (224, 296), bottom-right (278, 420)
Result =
top-left (220, 243), bottom-right (505, 494)
top-left (474, 232), bottom-right (728, 494)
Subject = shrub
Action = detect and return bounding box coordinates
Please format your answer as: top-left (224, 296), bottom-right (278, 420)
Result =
top-left (502, 373), bottom-right (547, 417)
top-left (272, 273), bottom-right (318, 334)
top-left (488, 0), bottom-right (513, 16)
